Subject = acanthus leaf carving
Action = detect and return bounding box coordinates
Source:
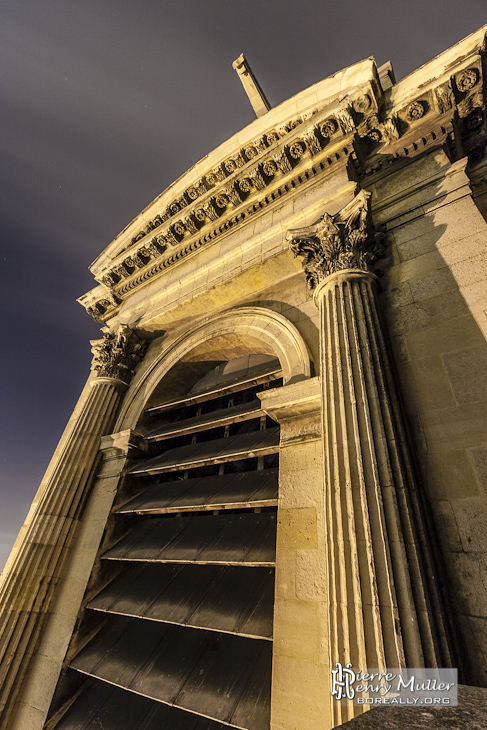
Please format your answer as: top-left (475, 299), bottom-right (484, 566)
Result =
top-left (435, 80), bottom-right (454, 114)
top-left (183, 215), bottom-right (199, 234)
top-left (223, 185), bottom-right (244, 206)
top-left (457, 91), bottom-right (484, 118)
top-left (379, 116), bottom-right (400, 144)
top-left (164, 229), bottom-right (179, 246)
top-left (102, 271), bottom-right (118, 287)
top-left (302, 129), bottom-right (322, 155)
top-left (203, 201), bottom-right (219, 221)
top-left (195, 181), bottom-right (207, 196)
top-left (336, 108), bottom-right (355, 134)
top-left (249, 168), bottom-right (267, 190)
top-left (273, 150), bottom-right (292, 174)
top-left (212, 165), bottom-right (227, 182)
top-left (112, 262), bottom-right (130, 280)
top-left (91, 325), bottom-right (148, 384)
top-left (287, 190), bottom-right (385, 289)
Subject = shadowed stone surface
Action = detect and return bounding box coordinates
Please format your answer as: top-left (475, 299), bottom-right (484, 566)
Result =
top-left (338, 685), bottom-right (487, 729)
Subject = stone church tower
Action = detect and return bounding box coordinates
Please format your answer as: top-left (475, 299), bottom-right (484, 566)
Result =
top-left (1, 26), bottom-right (487, 730)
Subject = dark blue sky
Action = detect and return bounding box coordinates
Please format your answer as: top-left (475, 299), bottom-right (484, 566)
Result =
top-left (1, 0), bottom-right (486, 570)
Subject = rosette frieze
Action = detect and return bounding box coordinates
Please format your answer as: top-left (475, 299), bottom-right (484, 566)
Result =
top-left (82, 50), bottom-right (486, 323)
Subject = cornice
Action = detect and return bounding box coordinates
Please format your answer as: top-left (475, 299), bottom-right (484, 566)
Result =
top-left (79, 32), bottom-right (487, 324)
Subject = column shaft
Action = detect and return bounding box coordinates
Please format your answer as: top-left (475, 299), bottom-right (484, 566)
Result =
top-left (288, 190), bottom-right (457, 727)
top-left (317, 272), bottom-right (453, 713)
top-left (0, 378), bottom-right (125, 726)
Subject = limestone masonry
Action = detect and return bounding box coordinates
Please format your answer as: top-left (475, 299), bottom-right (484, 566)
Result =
top-left (1, 26), bottom-right (487, 730)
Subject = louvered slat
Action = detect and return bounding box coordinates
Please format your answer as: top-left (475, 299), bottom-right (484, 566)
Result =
top-left (88, 564), bottom-right (274, 639)
top-left (49, 361), bottom-right (281, 730)
top-left (145, 400), bottom-right (263, 442)
top-left (102, 513), bottom-right (276, 567)
top-left (128, 428), bottom-right (280, 475)
top-left (70, 617), bottom-right (272, 729)
top-left (116, 469), bottom-right (278, 515)
top-left (145, 367), bottom-right (281, 415)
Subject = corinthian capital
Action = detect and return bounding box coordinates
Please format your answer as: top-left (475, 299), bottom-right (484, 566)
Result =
top-left (287, 190), bottom-right (385, 289)
top-left (90, 325), bottom-right (148, 384)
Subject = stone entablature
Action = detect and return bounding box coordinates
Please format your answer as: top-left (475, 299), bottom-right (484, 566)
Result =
top-left (79, 29), bottom-right (486, 326)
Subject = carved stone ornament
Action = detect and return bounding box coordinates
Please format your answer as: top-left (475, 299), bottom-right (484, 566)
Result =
top-left (366, 129), bottom-right (382, 144)
top-left (303, 129), bottom-right (322, 155)
top-left (249, 168), bottom-right (266, 190)
top-left (457, 92), bottom-right (484, 119)
top-left (352, 94), bottom-right (371, 115)
top-left (320, 118), bottom-right (338, 138)
top-left (337, 108), bottom-right (355, 133)
top-left (262, 159), bottom-right (278, 177)
top-left (465, 110), bottom-right (483, 131)
top-left (287, 190), bottom-right (385, 289)
top-left (435, 80), bottom-right (454, 114)
top-left (405, 100), bottom-right (425, 122)
top-left (91, 325), bottom-right (148, 384)
top-left (379, 116), bottom-right (400, 144)
top-left (288, 140), bottom-right (306, 160)
top-left (456, 68), bottom-right (478, 92)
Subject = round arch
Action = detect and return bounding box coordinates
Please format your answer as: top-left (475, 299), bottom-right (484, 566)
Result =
top-left (116, 306), bottom-right (312, 431)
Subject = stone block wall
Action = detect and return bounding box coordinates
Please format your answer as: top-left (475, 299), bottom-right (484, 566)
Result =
top-left (374, 149), bottom-right (487, 685)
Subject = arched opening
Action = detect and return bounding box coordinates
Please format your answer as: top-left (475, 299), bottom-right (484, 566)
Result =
top-left (46, 347), bottom-right (287, 730)
top-left (115, 306), bottom-right (312, 433)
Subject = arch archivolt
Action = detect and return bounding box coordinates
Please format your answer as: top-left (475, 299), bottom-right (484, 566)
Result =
top-left (116, 306), bottom-right (312, 431)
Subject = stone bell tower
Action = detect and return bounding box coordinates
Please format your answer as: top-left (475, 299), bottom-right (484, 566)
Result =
top-left (1, 25), bottom-right (487, 730)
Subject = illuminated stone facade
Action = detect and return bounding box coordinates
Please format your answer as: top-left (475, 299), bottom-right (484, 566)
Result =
top-left (1, 26), bottom-right (487, 730)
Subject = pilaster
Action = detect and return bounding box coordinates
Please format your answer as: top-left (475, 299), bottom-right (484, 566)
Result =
top-left (259, 379), bottom-right (332, 730)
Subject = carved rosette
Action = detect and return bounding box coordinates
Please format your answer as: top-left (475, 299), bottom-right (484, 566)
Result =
top-left (91, 325), bottom-right (148, 384)
top-left (81, 55), bottom-right (486, 317)
top-left (287, 191), bottom-right (385, 289)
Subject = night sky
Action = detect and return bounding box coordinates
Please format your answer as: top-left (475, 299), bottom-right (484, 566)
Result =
top-left (1, 0), bottom-right (485, 571)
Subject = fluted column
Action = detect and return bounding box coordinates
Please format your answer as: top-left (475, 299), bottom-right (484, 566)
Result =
top-left (289, 191), bottom-right (456, 726)
top-left (0, 325), bottom-right (147, 727)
